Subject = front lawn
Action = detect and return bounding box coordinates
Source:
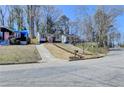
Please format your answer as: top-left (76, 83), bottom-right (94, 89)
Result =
top-left (76, 42), bottom-right (108, 54)
top-left (44, 43), bottom-right (105, 61)
top-left (0, 45), bottom-right (41, 65)
top-left (44, 43), bottom-right (74, 60)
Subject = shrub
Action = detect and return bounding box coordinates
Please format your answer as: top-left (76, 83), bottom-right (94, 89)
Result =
top-left (10, 37), bottom-right (20, 45)
top-left (31, 38), bottom-right (38, 44)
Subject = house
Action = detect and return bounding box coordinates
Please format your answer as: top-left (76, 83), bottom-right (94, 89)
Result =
top-left (0, 26), bottom-right (31, 45)
top-left (0, 26), bottom-right (14, 45)
top-left (40, 33), bottom-right (61, 43)
top-left (39, 30), bottom-right (63, 43)
top-left (39, 15), bottom-right (71, 43)
top-left (39, 31), bottom-right (80, 44)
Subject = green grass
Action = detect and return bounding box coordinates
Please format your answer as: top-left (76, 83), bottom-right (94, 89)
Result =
top-left (0, 45), bottom-right (41, 65)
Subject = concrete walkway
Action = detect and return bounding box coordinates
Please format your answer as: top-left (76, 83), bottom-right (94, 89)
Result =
top-left (36, 44), bottom-right (66, 63)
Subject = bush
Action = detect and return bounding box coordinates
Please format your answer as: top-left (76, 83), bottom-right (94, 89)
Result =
top-left (31, 38), bottom-right (38, 44)
top-left (120, 45), bottom-right (124, 48)
top-left (10, 37), bottom-right (20, 45)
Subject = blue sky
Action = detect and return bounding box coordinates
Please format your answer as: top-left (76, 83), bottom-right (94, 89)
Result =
top-left (56, 5), bottom-right (96, 20)
top-left (56, 5), bottom-right (124, 42)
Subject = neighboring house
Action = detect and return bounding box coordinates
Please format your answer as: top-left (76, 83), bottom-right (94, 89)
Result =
top-left (40, 31), bottom-right (80, 44)
top-left (0, 26), bottom-right (14, 45)
top-left (0, 26), bottom-right (31, 45)
top-left (39, 15), bottom-right (72, 44)
top-left (61, 34), bottom-right (80, 44)
top-left (40, 32), bottom-right (62, 43)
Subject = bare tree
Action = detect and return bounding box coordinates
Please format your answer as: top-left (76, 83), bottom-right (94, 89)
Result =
top-left (34, 6), bottom-right (42, 33)
top-left (0, 5), bottom-right (8, 26)
top-left (41, 6), bottom-right (62, 34)
top-left (75, 6), bottom-right (95, 42)
top-left (56, 15), bottom-right (69, 34)
top-left (83, 16), bottom-right (95, 42)
top-left (7, 6), bottom-right (15, 29)
top-left (94, 6), bottom-right (124, 47)
top-left (12, 6), bottom-right (24, 31)
top-left (25, 5), bottom-right (37, 38)
top-left (69, 19), bottom-right (81, 44)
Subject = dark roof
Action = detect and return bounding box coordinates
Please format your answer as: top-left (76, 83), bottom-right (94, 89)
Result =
top-left (0, 26), bottom-right (14, 34)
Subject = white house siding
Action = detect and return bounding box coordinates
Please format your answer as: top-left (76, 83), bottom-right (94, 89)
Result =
top-left (61, 35), bottom-right (67, 43)
top-left (37, 32), bottom-right (40, 43)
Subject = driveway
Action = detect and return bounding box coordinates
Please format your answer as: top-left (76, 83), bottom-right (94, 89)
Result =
top-left (0, 48), bottom-right (124, 87)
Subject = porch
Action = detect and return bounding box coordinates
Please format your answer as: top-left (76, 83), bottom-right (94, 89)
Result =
top-left (0, 26), bottom-right (13, 45)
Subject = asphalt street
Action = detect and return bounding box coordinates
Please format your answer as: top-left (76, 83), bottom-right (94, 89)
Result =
top-left (0, 48), bottom-right (124, 87)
